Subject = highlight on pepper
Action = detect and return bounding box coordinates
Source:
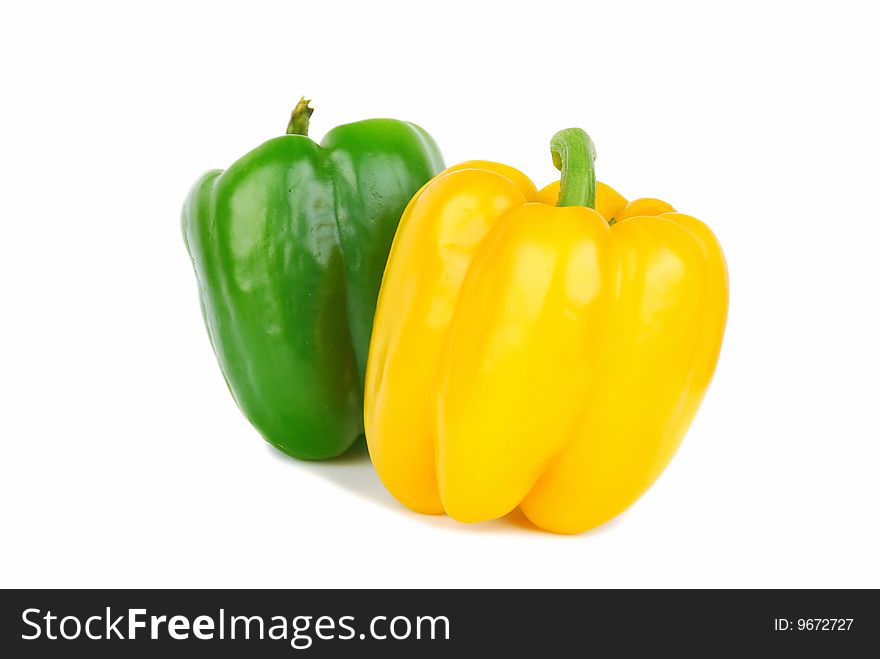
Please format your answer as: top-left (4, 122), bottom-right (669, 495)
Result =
top-left (364, 127), bottom-right (728, 534)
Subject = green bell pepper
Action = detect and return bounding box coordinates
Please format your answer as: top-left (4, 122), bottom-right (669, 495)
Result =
top-left (182, 99), bottom-right (444, 459)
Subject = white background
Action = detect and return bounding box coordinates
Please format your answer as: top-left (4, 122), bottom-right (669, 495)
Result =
top-left (1, 0), bottom-right (878, 588)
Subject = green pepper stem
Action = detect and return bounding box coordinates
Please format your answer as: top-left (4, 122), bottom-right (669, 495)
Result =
top-left (550, 128), bottom-right (597, 208)
top-left (286, 97), bottom-right (314, 136)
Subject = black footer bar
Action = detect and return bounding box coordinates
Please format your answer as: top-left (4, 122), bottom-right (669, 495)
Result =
top-left (2, 588), bottom-right (877, 656)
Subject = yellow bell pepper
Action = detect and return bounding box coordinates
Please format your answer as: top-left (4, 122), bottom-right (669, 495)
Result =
top-left (364, 129), bottom-right (728, 534)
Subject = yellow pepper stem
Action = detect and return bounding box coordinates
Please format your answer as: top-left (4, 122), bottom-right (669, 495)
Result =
top-left (550, 128), bottom-right (597, 209)
top-left (286, 96), bottom-right (314, 136)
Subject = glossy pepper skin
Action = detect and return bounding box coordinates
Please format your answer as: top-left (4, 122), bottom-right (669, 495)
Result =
top-left (364, 129), bottom-right (727, 533)
top-left (183, 100), bottom-right (444, 459)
